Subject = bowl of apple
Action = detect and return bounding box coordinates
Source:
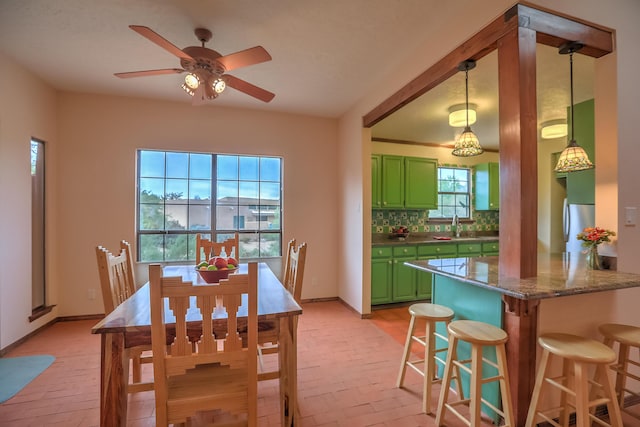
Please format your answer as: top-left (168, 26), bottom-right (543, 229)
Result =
top-left (390, 226), bottom-right (410, 240)
top-left (196, 256), bottom-right (240, 283)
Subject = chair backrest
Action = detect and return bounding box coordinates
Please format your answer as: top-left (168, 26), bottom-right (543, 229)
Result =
top-left (96, 240), bottom-right (136, 314)
top-left (149, 262), bottom-right (258, 425)
top-left (196, 232), bottom-right (240, 264)
top-left (282, 239), bottom-right (307, 304)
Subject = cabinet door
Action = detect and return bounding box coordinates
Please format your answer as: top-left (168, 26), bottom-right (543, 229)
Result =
top-left (381, 155), bottom-right (404, 208)
top-left (481, 241), bottom-right (499, 256)
top-left (405, 157), bottom-right (438, 209)
top-left (392, 257), bottom-right (417, 302)
top-left (566, 99), bottom-right (595, 204)
top-left (371, 155), bottom-right (382, 208)
top-left (371, 257), bottom-right (393, 304)
top-left (475, 162), bottom-right (499, 211)
top-left (416, 256), bottom-right (436, 299)
top-left (457, 243), bottom-right (482, 257)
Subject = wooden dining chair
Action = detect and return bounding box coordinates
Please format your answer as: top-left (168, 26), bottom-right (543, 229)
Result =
top-left (257, 239), bottom-right (307, 381)
top-left (149, 262), bottom-right (258, 427)
top-left (95, 240), bottom-right (153, 393)
top-left (196, 232), bottom-right (240, 264)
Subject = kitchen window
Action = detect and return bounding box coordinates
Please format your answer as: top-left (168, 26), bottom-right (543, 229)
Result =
top-left (429, 167), bottom-right (470, 219)
top-left (137, 150), bottom-right (282, 262)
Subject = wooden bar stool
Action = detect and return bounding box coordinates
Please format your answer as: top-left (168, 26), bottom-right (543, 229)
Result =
top-left (599, 323), bottom-right (640, 421)
top-left (525, 333), bottom-right (623, 427)
top-left (396, 303), bottom-right (458, 414)
top-left (435, 320), bottom-right (514, 427)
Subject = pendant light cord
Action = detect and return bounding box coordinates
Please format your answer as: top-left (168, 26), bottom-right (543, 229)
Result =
top-left (569, 51), bottom-right (575, 141)
top-left (465, 67), bottom-right (470, 127)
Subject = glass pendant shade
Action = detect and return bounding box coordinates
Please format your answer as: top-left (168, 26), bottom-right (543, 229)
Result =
top-left (554, 140), bottom-right (594, 172)
top-left (554, 42), bottom-right (593, 173)
top-left (452, 126), bottom-right (484, 156)
top-left (452, 60), bottom-right (483, 157)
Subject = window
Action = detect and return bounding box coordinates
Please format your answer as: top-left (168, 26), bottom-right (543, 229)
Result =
top-left (31, 139), bottom-right (46, 311)
top-left (429, 167), bottom-right (471, 219)
top-left (137, 150), bottom-right (282, 262)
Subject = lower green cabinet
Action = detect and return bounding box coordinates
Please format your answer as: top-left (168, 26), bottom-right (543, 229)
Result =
top-left (371, 247), bottom-right (393, 304)
top-left (371, 240), bottom-right (499, 305)
top-left (392, 246), bottom-right (417, 302)
top-left (482, 241), bottom-right (499, 256)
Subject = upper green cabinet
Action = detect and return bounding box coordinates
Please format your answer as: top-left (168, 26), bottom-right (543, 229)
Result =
top-left (404, 157), bottom-right (438, 209)
top-left (371, 155), bottom-right (382, 208)
top-left (381, 155), bottom-right (405, 208)
top-left (566, 99), bottom-right (595, 205)
top-left (475, 162), bottom-right (499, 211)
top-left (372, 154), bottom-right (438, 209)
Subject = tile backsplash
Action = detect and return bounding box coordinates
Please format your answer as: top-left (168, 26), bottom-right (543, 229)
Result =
top-left (371, 209), bottom-right (499, 234)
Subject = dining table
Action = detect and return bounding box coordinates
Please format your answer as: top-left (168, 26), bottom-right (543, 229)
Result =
top-left (91, 262), bottom-right (303, 427)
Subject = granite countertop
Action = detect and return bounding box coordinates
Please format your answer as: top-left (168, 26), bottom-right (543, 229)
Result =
top-left (372, 232), bottom-right (499, 246)
top-left (405, 253), bottom-right (640, 300)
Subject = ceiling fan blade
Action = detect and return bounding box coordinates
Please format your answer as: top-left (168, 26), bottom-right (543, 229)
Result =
top-left (129, 25), bottom-right (193, 61)
top-left (217, 46), bottom-right (272, 72)
top-left (225, 75), bottom-right (275, 103)
top-left (114, 68), bottom-right (184, 78)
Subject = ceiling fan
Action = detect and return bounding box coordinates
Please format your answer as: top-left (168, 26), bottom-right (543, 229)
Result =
top-left (114, 25), bottom-right (275, 104)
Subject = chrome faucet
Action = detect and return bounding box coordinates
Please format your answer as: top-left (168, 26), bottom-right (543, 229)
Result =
top-left (452, 214), bottom-right (461, 237)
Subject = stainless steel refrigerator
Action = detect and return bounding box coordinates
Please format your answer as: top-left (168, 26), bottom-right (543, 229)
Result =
top-left (563, 199), bottom-right (595, 253)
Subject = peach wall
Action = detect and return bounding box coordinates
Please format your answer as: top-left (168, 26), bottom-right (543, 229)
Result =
top-left (55, 92), bottom-right (338, 316)
top-left (0, 52), bottom-right (59, 349)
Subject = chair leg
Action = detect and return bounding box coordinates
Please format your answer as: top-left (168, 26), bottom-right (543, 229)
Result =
top-left (496, 343), bottom-right (514, 427)
top-left (525, 349), bottom-right (550, 427)
top-left (598, 363), bottom-right (623, 427)
top-left (397, 315), bottom-right (417, 388)
top-left (560, 358), bottom-right (571, 427)
top-left (617, 343), bottom-right (630, 408)
top-left (469, 344), bottom-right (482, 426)
top-left (435, 335), bottom-right (458, 427)
top-left (424, 320), bottom-right (435, 414)
top-left (574, 361), bottom-right (589, 427)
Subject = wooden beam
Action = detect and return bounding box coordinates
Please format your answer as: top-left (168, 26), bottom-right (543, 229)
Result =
top-left (516, 3), bottom-right (614, 57)
top-left (362, 9), bottom-right (519, 128)
top-left (363, 2), bottom-right (615, 128)
top-left (497, 26), bottom-right (538, 281)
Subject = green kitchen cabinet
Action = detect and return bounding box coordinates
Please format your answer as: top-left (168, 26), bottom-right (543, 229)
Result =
top-left (381, 155), bottom-right (404, 208)
top-left (475, 162), bottom-right (500, 211)
top-left (404, 157), bottom-right (438, 209)
top-left (481, 241), bottom-right (499, 256)
top-left (457, 242), bottom-right (482, 257)
top-left (371, 246), bottom-right (393, 304)
top-left (371, 155), bottom-right (382, 208)
top-left (566, 99), bottom-right (595, 205)
top-left (416, 243), bottom-right (458, 300)
top-left (392, 246), bottom-right (417, 302)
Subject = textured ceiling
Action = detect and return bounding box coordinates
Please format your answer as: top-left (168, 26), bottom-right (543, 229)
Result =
top-left (0, 0), bottom-right (594, 149)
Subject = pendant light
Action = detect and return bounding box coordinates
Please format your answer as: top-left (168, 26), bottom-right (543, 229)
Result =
top-left (554, 42), bottom-right (594, 172)
top-left (452, 60), bottom-right (484, 157)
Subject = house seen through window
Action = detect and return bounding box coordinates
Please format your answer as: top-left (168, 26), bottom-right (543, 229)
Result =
top-left (428, 167), bottom-right (471, 219)
top-left (137, 150), bottom-right (282, 262)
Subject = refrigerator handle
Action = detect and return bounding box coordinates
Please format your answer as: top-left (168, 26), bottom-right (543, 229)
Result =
top-left (563, 199), bottom-right (570, 243)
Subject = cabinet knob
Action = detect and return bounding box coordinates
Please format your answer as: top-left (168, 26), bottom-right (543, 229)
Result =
top-left (436, 248), bottom-right (440, 252)
top-left (378, 250), bottom-right (382, 255)
top-left (468, 246), bottom-right (473, 250)
top-left (403, 249), bottom-right (408, 253)
top-left (388, 260), bottom-right (392, 264)
top-left (383, 201), bottom-right (387, 206)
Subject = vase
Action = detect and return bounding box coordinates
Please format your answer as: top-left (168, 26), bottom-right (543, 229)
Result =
top-left (586, 245), bottom-right (602, 270)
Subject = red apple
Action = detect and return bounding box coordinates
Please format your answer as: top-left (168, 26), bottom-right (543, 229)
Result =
top-left (227, 257), bottom-right (238, 267)
top-left (214, 257), bottom-right (228, 269)
top-left (208, 257), bottom-right (216, 265)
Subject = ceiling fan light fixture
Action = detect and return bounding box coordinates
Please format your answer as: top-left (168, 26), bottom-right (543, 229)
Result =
top-left (448, 103), bottom-right (477, 127)
top-left (541, 119), bottom-right (568, 139)
top-left (452, 60), bottom-right (483, 157)
top-left (211, 76), bottom-right (226, 94)
top-left (182, 72), bottom-right (201, 96)
top-left (554, 41), bottom-right (593, 173)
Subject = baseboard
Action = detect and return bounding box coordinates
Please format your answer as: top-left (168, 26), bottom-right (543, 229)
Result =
top-left (0, 313), bottom-right (105, 356)
top-left (300, 296), bottom-right (338, 304)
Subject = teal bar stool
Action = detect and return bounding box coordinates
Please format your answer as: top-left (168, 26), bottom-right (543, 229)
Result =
top-left (396, 303), bottom-right (459, 414)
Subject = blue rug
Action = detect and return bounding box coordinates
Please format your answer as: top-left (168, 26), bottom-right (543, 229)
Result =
top-left (0, 355), bottom-right (55, 403)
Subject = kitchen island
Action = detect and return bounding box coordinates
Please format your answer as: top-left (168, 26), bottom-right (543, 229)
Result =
top-left (406, 253), bottom-right (640, 426)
